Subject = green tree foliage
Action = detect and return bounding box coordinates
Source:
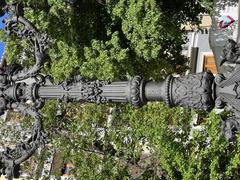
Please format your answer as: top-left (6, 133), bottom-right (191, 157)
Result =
top-left (3, 0), bottom-right (209, 81)
top-left (42, 103), bottom-right (191, 179)
top-left (40, 102), bottom-right (240, 179)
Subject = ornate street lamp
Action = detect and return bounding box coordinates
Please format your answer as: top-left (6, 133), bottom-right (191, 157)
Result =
top-left (0, 1), bottom-right (239, 179)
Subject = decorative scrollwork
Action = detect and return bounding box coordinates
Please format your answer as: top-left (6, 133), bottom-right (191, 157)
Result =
top-left (129, 76), bottom-right (146, 108)
top-left (0, 103), bottom-right (47, 179)
top-left (80, 80), bottom-right (110, 104)
top-left (220, 39), bottom-right (240, 66)
top-left (169, 72), bottom-right (214, 111)
top-left (0, 2), bottom-right (49, 179)
top-left (220, 115), bottom-right (240, 142)
top-left (58, 77), bottom-right (110, 104)
top-left (4, 2), bottom-right (49, 81)
top-left (214, 40), bottom-right (240, 141)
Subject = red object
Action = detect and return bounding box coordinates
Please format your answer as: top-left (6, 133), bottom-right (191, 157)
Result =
top-left (219, 15), bottom-right (235, 28)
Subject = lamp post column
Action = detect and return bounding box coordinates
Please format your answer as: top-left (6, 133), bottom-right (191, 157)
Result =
top-left (33, 72), bottom-right (215, 111)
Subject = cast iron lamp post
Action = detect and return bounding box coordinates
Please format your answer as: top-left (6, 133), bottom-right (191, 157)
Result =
top-left (0, 2), bottom-right (239, 179)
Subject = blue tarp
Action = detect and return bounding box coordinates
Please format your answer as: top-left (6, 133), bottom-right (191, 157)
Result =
top-left (0, 42), bottom-right (5, 61)
top-left (0, 13), bottom-right (9, 62)
top-left (0, 13), bottom-right (9, 30)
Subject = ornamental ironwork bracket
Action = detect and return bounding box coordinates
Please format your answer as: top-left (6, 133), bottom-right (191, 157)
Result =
top-left (0, 2), bottom-right (240, 180)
